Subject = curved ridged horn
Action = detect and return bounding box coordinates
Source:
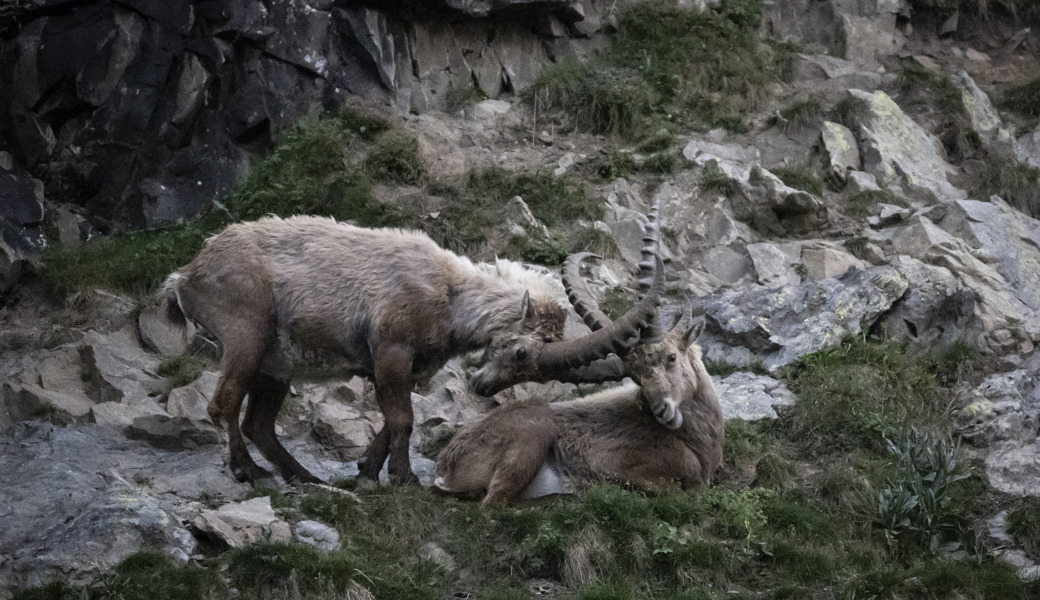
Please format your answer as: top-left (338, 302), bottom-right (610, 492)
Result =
top-left (637, 200), bottom-right (665, 343)
top-left (537, 253), bottom-right (665, 371)
top-left (562, 252), bottom-right (613, 332)
top-left (670, 298), bottom-right (695, 332)
top-left (553, 355), bottom-right (627, 384)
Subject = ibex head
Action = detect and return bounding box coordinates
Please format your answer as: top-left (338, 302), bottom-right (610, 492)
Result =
top-left (467, 258), bottom-right (664, 396)
top-left (621, 305), bottom-right (706, 429)
top-left (553, 201), bottom-right (709, 430)
top-left (469, 203), bottom-right (668, 398)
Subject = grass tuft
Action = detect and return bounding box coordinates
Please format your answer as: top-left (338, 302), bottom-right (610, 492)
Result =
top-left (781, 336), bottom-right (940, 455)
top-left (157, 354), bottom-right (213, 389)
top-left (1001, 77), bottom-right (1040, 120)
top-left (828, 95), bottom-right (871, 131)
top-left (972, 152), bottom-right (1040, 219)
top-left (529, 0), bottom-right (788, 136)
top-left (769, 167), bottom-right (824, 196)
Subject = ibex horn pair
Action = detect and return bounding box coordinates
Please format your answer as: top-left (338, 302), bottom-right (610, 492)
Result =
top-left (540, 200), bottom-right (666, 372)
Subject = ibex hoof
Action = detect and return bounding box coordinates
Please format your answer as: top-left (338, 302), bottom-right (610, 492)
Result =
top-left (285, 471), bottom-right (323, 486)
top-left (232, 463), bottom-right (273, 483)
top-left (389, 471), bottom-right (420, 486)
top-left (354, 475), bottom-right (380, 490)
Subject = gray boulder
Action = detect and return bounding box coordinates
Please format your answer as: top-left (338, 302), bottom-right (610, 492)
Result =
top-left (193, 496), bottom-right (292, 548)
top-left (125, 414), bottom-right (221, 450)
top-left (747, 242), bottom-right (802, 288)
top-left (820, 121), bottom-right (861, 183)
top-left (733, 166), bottom-right (829, 235)
top-left (950, 71), bottom-right (1015, 154)
top-left (0, 422), bottom-right (246, 595)
top-left (2, 345), bottom-right (93, 426)
top-left (691, 265), bottom-right (910, 370)
top-left (848, 89), bottom-right (966, 203)
top-left (166, 371), bottom-right (219, 422)
top-left (715, 372), bottom-right (795, 421)
top-left (295, 520), bottom-right (341, 552)
top-left (0, 151), bottom-right (44, 293)
top-left (880, 256), bottom-right (982, 349)
top-left (957, 360), bottom-right (1040, 497)
top-left (80, 327), bottom-right (170, 405)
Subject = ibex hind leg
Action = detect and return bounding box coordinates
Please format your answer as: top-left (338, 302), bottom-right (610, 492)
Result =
top-left (242, 373), bottom-right (321, 485)
top-left (212, 369), bottom-right (272, 483)
top-left (357, 426), bottom-right (390, 483)
top-left (483, 454), bottom-right (546, 505)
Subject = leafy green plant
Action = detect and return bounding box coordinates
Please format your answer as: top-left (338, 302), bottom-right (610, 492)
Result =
top-left (505, 232), bottom-right (571, 266)
top-left (157, 354), bottom-right (213, 389)
top-left (1001, 77), bottom-right (1040, 120)
top-left (842, 236), bottom-right (870, 260)
top-left (529, 0), bottom-right (789, 136)
top-left (638, 131), bottom-right (675, 153)
top-left (844, 189), bottom-right (903, 217)
top-left (39, 108), bottom-right (417, 296)
top-left (600, 151), bottom-right (638, 180)
top-left (643, 153), bottom-right (677, 174)
top-left (972, 152), bottom-right (1040, 219)
top-left (572, 227), bottom-right (621, 259)
top-left (601, 286), bottom-right (636, 321)
top-left (874, 431), bottom-right (978, 558)
top-left (1006, 497), bottom-right (1040, 558)
top-left (771, 97), bottom-right (823, 131)
top-left (828, 95), bottom-right (871, 131)
top-left (443, 84), bottom-right (485, 113)
top-left (781, 336), bottom-right (940, 454)
top-left (40, 211), bottom-right (228, 296)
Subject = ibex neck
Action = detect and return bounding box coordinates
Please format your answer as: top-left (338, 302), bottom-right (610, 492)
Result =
top-left (446, 262), bottom-right (524, 350)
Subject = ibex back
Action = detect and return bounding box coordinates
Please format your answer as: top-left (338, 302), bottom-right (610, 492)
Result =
top-left (163, 215), bottom-right (656, 484)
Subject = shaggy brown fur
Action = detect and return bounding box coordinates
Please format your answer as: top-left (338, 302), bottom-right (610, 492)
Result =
top-left (162, 215), bottom-right (567, 484)
top-left (433, 317), bottom-right (724, 502)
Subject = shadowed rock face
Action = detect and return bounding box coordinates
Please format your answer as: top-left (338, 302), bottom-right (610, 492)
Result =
top-left (0, 0), bottom-right (594, 228)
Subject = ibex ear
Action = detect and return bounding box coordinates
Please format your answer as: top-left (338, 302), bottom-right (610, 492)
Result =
top-left (519, 290), bottom-right (533, 329)
top-left (682, 316), bottom-right (706, 348)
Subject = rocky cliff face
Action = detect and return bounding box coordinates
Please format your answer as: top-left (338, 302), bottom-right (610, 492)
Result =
top-left (0, 0), bottom-right (602, 234)
top-left (0, 0), bottom-right (922, 289)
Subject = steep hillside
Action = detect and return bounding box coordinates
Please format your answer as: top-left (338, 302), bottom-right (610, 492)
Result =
top-left (2, 0), bottom-right (1040, 598)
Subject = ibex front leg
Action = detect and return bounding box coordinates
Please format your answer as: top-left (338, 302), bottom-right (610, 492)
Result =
top-left (358, 343), bottom-right (419, 484)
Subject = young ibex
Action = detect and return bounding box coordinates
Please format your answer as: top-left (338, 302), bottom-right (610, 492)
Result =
top-left (433, 213), bottom-right (724, 503)
top-left (162, 215), bottom-right (660, 484)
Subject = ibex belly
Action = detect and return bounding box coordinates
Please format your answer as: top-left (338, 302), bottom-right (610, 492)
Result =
top-left (260, 327), bottom-right (371, 382)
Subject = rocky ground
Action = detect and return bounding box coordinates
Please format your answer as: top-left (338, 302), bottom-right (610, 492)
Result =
top-left (2, 3), bottom-right (1040, 597)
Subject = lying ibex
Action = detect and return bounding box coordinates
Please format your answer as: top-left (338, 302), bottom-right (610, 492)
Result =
top-left (433, 216), bottom-right (724, 503)
top-left (162, 215), bottom-right (659, 484)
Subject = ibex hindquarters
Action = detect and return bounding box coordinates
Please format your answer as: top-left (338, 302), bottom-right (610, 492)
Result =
top-left (434, 399), bottom-right (557, 503)
top-left (164, 215), bottom-right (656, 485)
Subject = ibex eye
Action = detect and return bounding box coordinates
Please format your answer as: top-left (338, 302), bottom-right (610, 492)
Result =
top-left (667, 353), bottom-right (677, 363)
top-left (516, 347), bottom-right (528, 360)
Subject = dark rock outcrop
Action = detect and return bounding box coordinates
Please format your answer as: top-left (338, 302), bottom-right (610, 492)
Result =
top-left (0, 0), bottom-right (600, 230)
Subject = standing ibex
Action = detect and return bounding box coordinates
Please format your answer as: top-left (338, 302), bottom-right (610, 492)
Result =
top-left (162, 215), bottom-right (660, 484)
top-left (433, 212), bottom-right (724, 503)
